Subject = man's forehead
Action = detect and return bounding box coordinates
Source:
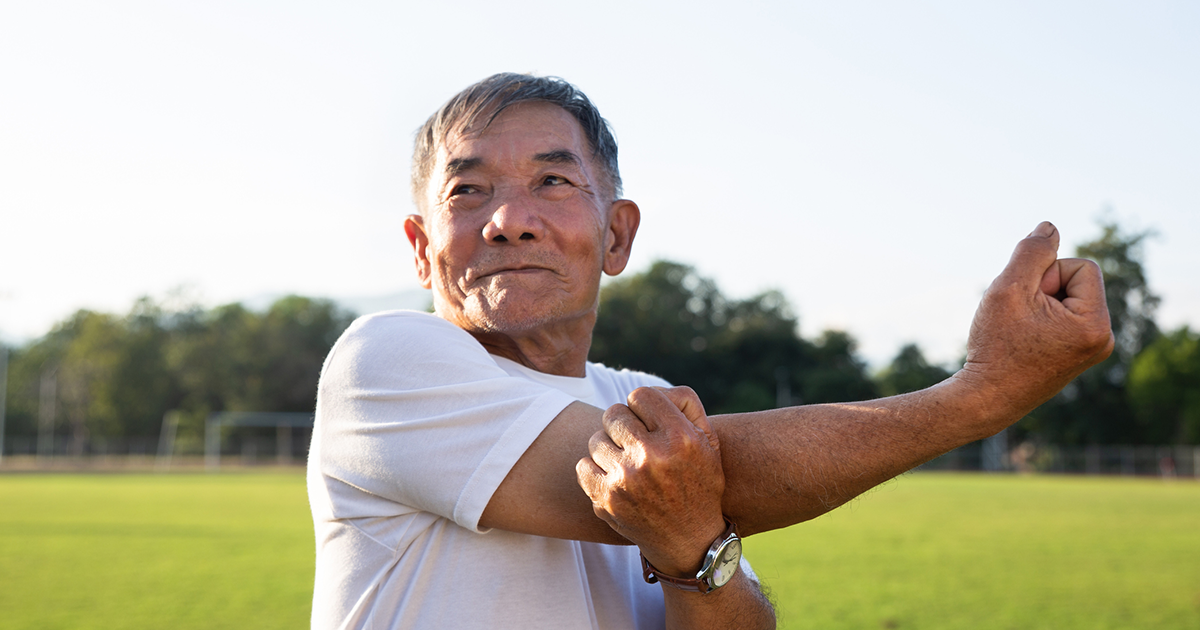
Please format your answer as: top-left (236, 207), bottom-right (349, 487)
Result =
top-left (435, 102), bottom-right (591, 175)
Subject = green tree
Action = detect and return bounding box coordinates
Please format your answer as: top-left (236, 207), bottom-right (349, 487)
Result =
top-left (802, 330), bottom-right (879, 404)
top-left (166, 302), bottom-right (263, 426)
top-left (2, 322), bottom-right (76, 444)
top-left (707, 289), bottom-right (815, 412)
top-left (3, 303), bottom-right (177, 453)
top-left (254, 296), bottom-right (356, 412)
top-left (590, 260), bottom-right (876, 414)
top-left (876, 343), bottom-right (952, 397)
top-left (3, 294), bottom-right (356, 452)
top-left (1127, 327), bottom-right (1200, 444)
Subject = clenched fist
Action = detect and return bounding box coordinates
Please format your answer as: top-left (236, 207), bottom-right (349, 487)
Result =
top-left (957, 221), bottom-right (1115, 429)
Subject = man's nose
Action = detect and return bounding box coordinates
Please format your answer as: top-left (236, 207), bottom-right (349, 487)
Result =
top-left (481, 192), bottom-right (543, 244)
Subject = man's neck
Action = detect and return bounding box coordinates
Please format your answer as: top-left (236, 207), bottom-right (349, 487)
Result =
top-left (467, 317), bottom-right (594, 378)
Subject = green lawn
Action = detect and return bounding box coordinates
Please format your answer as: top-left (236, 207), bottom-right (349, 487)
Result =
top-left (745, 473), bottom-right (1200, 629)
top-left (0, 472), bottom-right (314, 630)
top-left (0, 472), bottom-right (1197, 629)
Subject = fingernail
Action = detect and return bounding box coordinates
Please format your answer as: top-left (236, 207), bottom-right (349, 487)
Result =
top-left (1028, 222), bottom-right (1055, 238)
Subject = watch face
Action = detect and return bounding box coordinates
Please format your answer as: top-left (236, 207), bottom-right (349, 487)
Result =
top-left (710, 538), bottom-right (742, 588)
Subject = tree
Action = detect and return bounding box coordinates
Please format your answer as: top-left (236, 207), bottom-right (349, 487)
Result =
top-left (2, 303), bottom-right (178, 453)
top-left (2, 322), bottom-right (75, 445)
top-left (1127, 327), bottom-right (1200, 444)
top-left (3, 294), bottom-right (357, 452)
top-left (876, 343), bottom-right (952, 397)
top-left (801, 330), bottom-right (879, 404)
top-left (166, 301), bottom-right (263, 441)
top-left (590, 260), bottom-right (877, 415)
top-left (255, 296), bottom-right (357, 412)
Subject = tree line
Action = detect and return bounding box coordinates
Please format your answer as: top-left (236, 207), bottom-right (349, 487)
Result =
top-left (2, 220), bottom-right (1197, 454)
top-left (2, 296), bottom-right (356, 454)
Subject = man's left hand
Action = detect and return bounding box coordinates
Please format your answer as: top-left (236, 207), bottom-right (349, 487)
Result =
top-left (576, 386), bottom-right (726, 577)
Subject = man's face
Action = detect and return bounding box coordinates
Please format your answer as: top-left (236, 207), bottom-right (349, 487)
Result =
top-left (405, 101), bottom-right (637, 337)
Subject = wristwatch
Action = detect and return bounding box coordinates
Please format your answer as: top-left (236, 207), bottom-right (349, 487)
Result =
top-left (641, 518), bottom-right (742, 594)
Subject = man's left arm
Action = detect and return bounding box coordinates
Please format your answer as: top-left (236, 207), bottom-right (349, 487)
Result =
top-left (576, 389), bottom-right (776, 630)
top-left (487, 223), bottom-right (1113, 545)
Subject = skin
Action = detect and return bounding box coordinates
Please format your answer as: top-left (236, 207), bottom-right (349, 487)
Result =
top-left (404, 101), bottom-right (1114, 630)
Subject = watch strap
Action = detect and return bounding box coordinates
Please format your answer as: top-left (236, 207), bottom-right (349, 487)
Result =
top-left (640, 518), bottom-right (739, 594)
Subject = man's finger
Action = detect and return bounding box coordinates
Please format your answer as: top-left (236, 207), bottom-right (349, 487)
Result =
top-left (587, 429), bottom-right (625, 471)
top-left (1056, 258), bottom-right (1109, 314)
top-left (626, 387), bottom-right (693, 434)
top-left (601, 403), bottom-right (651, 448)
top-left (1039, 257), bottom-right (1063, 297)
top-left (627, 387), bottom-right (718, 450)
top-left (651, 386), bottom-right (716, 442)
top-left (575, 456), bottom-right (605, 499)
top-left (574, 458), bottom-right (620, 528)
top-left (999, 221), bottom-right (1061, 291)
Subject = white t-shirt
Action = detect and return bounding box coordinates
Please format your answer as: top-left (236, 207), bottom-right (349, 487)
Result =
top-left (307, 310), bottom-right (674, 629)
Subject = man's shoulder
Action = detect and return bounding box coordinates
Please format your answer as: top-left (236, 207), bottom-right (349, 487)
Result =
top-left (342, 309), bottom-right (465, 339)
top-left (585, 361), bottom-right (672, 394)
top-left (335, 309), bottom-right (479, 356)
top-left (321, 309), bottom-right (494, 388)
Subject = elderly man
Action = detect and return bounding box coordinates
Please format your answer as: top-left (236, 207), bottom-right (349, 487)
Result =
top-left (307, 73), bottom-right (1113, 629)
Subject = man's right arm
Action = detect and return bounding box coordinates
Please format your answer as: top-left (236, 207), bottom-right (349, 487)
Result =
top-left (482, 222), bottom-right (1113, 540)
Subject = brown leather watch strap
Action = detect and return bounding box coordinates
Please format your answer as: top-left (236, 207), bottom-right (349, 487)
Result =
top-left (640, 518), bottom-right (738, 594)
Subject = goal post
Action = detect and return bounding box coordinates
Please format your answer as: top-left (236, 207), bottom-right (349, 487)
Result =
top-left (204, 411), bottom-right (315, 471)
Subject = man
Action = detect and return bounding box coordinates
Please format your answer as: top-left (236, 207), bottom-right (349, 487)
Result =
top-left (307, 73), bottom-right (1113, 629)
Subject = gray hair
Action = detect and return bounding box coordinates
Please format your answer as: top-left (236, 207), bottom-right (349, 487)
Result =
top-left (411, 73), bottom-right (622, 211)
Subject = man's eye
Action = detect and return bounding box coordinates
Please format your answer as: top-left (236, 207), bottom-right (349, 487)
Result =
top-left (542, 175), bottom-right (568, 186)
top-left (451, 184), bottom-right (480, 196)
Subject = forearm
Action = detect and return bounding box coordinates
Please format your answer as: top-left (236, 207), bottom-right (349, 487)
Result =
top-left (662, 571), bottom-right (775, 630)
top-left (714, 373), bottom-right (1005, 535)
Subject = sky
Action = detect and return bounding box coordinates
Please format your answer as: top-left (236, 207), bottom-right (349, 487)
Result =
top-left (1, 1), bottom-right (1197, 368)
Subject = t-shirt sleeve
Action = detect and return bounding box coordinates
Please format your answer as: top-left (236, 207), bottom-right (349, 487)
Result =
top-left (313, 311), bottom-right (577, 533)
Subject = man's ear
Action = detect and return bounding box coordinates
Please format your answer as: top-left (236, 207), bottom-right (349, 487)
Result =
top-left (403, 214), bottom-right (434, 289)
top-left (603, 199), bottom-right (640, 276)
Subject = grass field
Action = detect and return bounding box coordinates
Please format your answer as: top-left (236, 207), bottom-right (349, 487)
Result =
top-left (0, 471), bottom-right (1197, 629)
top-left (0, 472), bottom-right (313, 630)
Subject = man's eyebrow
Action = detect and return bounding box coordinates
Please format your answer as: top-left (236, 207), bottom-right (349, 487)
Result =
top-left (445, 157), bottom-right (482, 177)
top-left (534, 150), bottom-right (583, 167)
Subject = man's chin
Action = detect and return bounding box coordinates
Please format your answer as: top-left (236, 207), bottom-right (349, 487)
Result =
top-left (461, 296), bottom-right (582, 336)
top-left (466, 308), bottom-right (561, 335)
top-left (442, 289), bottom-right (594, 336)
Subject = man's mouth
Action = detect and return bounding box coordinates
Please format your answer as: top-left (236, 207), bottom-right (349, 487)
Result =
top-left (477, 266), bottom-right (552, 281)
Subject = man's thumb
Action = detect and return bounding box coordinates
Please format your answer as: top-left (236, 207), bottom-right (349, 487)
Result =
top-left (1000, 221), bottom-right (1061, 290)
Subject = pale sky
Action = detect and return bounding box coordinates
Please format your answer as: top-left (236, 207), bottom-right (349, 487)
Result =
top-left (1, 1), bottom-right (1196, 368)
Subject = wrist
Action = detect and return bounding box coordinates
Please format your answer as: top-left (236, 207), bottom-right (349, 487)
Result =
top-left (640, 514), bottom-right (727, 577)
top-left (642, 517), bottom-right (742, 594)
top-left (944, 365), bottom-right (1040, 439)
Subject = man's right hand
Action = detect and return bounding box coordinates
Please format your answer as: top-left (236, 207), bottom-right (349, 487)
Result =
top-left (952, 221), bottom-right (1115, 431)
top-left (575, 386), bottom-right (727, 577)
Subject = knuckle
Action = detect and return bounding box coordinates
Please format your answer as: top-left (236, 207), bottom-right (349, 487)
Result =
top-left (601, 405), bottom-right (631, 429)
top-left (626, 387), bottom-right (656, 408)
top-left (603, 402), bottom-right (630, 420)
top-left (672, 385), bottom-right (698, 400)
